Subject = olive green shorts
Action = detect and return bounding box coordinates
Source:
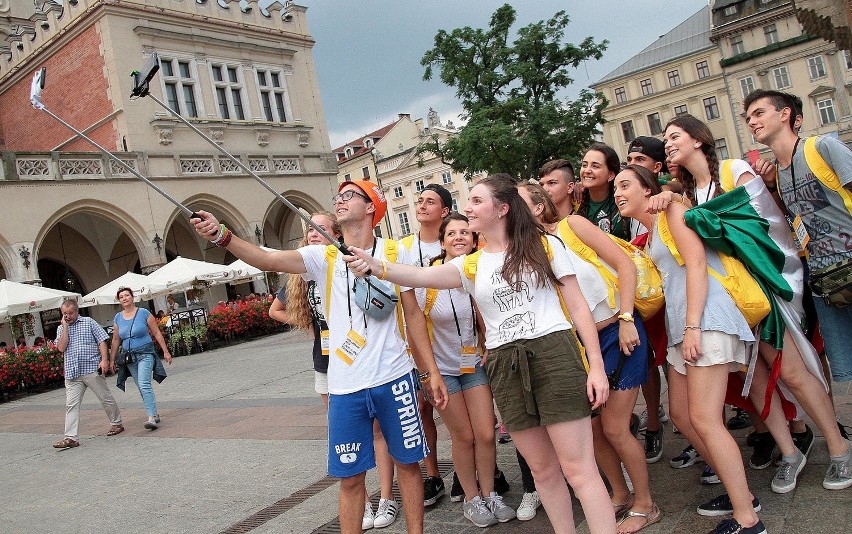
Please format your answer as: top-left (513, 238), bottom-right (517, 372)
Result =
top-left (485, 329), bottom-right (592, 432)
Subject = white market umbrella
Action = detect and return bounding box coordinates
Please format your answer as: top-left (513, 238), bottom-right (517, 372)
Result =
top-left (146, 256), bottom-right (234, 297)
top-left (223, 247), bottom-right (277, 284)
top-left (79, 271), bottom-right (152, 307)
top-left (0, 279), bottom-right (81, 320)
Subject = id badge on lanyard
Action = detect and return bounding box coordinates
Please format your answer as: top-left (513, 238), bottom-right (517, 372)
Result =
top-left (320, 330), bottom-right (330, 356)
top-left (335, 329), bottom-right (366, 365)
top-left (460, 345), bottom-right (478, 374)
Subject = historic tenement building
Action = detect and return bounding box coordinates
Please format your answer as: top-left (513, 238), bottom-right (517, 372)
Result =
top-left (592, 0), bottom-right (852, 162)
top-left (0, 1), bottom-right (337, 332)
top-left (332, 109), bottom-right (480, 240)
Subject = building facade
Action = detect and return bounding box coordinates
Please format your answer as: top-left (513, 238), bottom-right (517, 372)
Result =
top-left (333, 109), bottom-right (479, 240)
top-left (592, 1), bottom-right (852, 162)
top-left (0, 0), bottom-right (337, 336)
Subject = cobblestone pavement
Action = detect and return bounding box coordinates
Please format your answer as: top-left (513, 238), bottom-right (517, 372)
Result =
top-left (1, 331), bottom-right (849, 533)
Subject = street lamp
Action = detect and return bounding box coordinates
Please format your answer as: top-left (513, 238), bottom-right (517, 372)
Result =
top-left (370, 148), bottom-right (394, 238)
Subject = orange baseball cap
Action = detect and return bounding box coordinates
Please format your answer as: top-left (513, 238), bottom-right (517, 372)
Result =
top-left (339, 180), bottom-right (387, 228)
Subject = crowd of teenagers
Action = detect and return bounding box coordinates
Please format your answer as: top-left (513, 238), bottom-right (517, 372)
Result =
top-left (188, 89), bottom-right (851, 534)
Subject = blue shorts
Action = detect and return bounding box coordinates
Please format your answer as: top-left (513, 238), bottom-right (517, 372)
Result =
top-left (601, 316), bottom-right (649, 390)
top-left (327, 371), bottom-right (429, 478)
top-left (442, 364), bottom-right (489, 396)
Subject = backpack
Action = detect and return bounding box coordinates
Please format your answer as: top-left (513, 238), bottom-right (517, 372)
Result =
top-left (324, 239), bottom-right (406, 340)
top-left (556, 219), bottom-right (664, 319)
top-left (803, 136), bottom-right (852, 217)
top-left (657, 212), bottom-right (769, 328)
top-left (462, 237), bottom-right (590, 372)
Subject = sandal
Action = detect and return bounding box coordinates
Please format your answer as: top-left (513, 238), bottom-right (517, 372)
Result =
top-left (612, 494), bottom-right (634, 521)
top-left (107, 424), bottom-right (124, 436)
top-left (616, 503), bottom-right (661, 534)
top-left (53, 437), bottom-right (79, 449)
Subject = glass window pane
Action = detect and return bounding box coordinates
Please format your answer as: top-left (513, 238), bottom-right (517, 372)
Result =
top-left (183, 86), bottom-right (197, 117)
top-left (257, 70), bottom-right (267, 86)
top-left (232, 89), bottom-right (245, 120)
top-left (178, 61), bottom-right (191, 79)
top-left (213, 66), bottom-right (223, 82)
top-left (216, 87), bottom-right (229, 119)
top-left (227, 67), bottom-right (238, 83)
top-left (161, 59), bottom-right (174, 78)
top-left (261, 92), bottom-right (273, 121)
top-left (271, 72), bottom-right (281, 88)
top-left (274, 93), bottom-right (286, 122)
top-left (165, 83), bottom-right (180, 113)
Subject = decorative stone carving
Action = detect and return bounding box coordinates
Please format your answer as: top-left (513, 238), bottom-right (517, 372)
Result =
top-left (219, 158), bottom-right (241, 173)
top-left (180, 158), bottom-right (214, 174)
top-left (16, 158), bottom-right (50, 178)
top-left (249, 158), bottom-right (269, 172)
top-left (109, 159), bottom-right (137, 176)
top-left (297, 131), bottom-right (309, 147)
top-left (427, 107), bottom-right (441, 128)
top-left (256, 129), bottom-right (270, 147)
top-left (210, 128), bottom-right (224, 144)
top-left (272, 158), bottom-right (299, 173)
top-left (60, 159), bottom-right (103, 177)
top-left (156, 126), bottom-right (174, 146)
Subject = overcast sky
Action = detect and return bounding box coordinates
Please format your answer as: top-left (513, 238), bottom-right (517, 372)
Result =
top-left (302, 0), bottom-right (710, 149)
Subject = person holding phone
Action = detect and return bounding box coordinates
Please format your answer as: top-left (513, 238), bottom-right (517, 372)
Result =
top-left (53, 299), bottom-right (123, 449)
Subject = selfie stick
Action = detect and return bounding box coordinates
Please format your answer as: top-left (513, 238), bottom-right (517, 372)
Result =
top-left (29, 68), bottom-right (200, 220)
top-left (129, 53), bottom-right (350, 257)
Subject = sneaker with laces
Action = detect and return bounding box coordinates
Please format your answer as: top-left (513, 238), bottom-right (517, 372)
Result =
top-left (463, 496), bottom-right (498, 527)
top-left (516, 491), bottom-right (540, 521)
top-left (645, 427), bottom-right (664, 464)
top-left (771, 450), bottom-right (806, 494)
top-left (494, 469), bottom-right (510, 495)
top-left (726, 407), bottom-right (752, 430)
top-left (791, 425), bottom-right (814, 457)
top-left (372, 498), bottom-right (398, 528)
top-left (638, 405), bottom-right (670, 431)
top-left (749, 432), bottom-right (776, 470)
top-left (485, 491), bottom-right (516, 522)
top-left (362, 501), bottom-right (374, 530)
top-left (697, 493), bottom-right (761, 516)
top-left (450, 472), bottom-right (464, 502)
top-left (823, 441), bottom-right (852, 490)
top-left (701, 465), bottom-right (721, 485)
top-left (423, 476), bottom-right (445, 506)
top-left (670, 445), bottom-right (701, 468)
top-left (708, 517), bottom-right (767, 534)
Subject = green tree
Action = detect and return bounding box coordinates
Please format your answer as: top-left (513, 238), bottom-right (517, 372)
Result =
top-left (420, 4), bottom-right (608, 180)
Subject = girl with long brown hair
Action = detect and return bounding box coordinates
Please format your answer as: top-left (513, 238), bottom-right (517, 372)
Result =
top-left (346, 174), bottom-right (615, 534)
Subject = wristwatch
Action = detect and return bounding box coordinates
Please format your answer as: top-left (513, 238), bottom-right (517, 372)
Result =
top-left (617, 312), bottom-right (635, 323)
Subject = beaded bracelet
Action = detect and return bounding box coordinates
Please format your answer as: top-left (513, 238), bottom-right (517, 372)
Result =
top-left (684, 325), bottom-right (701, 332)
top-left (218, 228), bottom-right (233, 247)
top-left (212, 224), bottom-right (232, 247)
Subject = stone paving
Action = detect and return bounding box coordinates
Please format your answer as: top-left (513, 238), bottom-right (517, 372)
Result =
top-left (0, 331), bottom-right (849, 533)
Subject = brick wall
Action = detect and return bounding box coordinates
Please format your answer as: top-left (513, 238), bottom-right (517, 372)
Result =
top-left (0, 24), bottom-right (116, 152)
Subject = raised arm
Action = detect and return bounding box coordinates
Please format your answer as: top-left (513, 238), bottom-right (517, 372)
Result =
top-left (344, 246), bottom-right (462, 289)
top-left (666, 203), bottom-right (706, 364)
top-left (192, 210), bottom-right (307, 274)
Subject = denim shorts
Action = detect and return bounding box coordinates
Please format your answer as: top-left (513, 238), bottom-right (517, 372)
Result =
top-left (600, 316), bottom-right (649, 390)
top-left (327, 371), bottom-right (429, 478)
top-left (485, 329), bottom-right (591, 432)
top-left (813, 297), bottom-right (852, 382)
top-left (442, 364), bottom-right (489, 396)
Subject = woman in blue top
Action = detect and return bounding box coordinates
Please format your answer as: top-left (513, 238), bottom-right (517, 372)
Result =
top-left (109, 287), bottom-right (172, 429)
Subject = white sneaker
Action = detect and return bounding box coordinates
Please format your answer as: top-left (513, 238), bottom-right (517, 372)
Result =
top-left (372, 498), bottom-right (398, 528)
top-left (362, 501), bottom-right (374, 530)
top-left (638, 405), bottom-right (669, 431)
top-left (516, 491), bottom-right (541, 521)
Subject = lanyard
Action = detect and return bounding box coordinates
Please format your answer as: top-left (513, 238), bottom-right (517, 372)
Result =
top-left (417, 233), bottom-right (424, 266)
top-left (345, 238), bottom-right (377, 330)
top-left (788, 138), bottom-right (802, 197)
top-left (447, 290), bottom-right (477, 348)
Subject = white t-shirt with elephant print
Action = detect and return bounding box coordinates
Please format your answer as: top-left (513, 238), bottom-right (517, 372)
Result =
top-left (450, 234), bottom-right (575, 350)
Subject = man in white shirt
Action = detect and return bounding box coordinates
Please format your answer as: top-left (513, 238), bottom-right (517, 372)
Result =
top-left (192, 181), bottom-right (448, 533)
